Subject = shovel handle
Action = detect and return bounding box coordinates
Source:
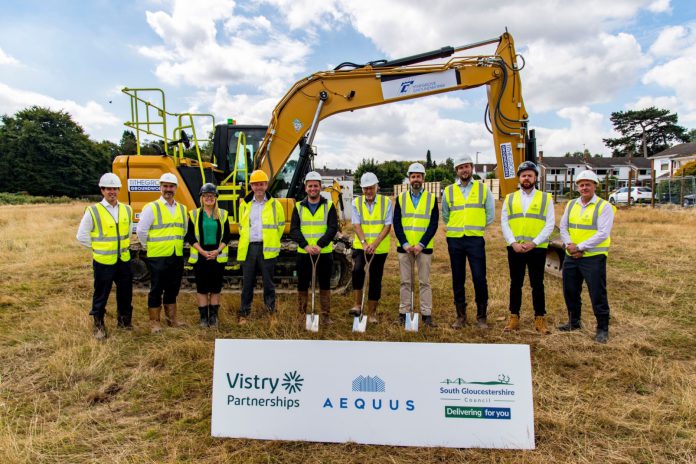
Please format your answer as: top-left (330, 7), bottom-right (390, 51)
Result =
top-left (359, 252), bottom-right (374, 317)
top-left (310, 253), bottom-right (320, 316)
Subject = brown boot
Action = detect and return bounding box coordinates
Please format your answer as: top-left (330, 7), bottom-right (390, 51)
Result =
top-left (148, 307), bottom-right (162, 334)
top-left (367, 300), bottom-right (379, 324)
top-left (534, 315), bottom-right (551, 335)
top-left (451, 303), bottom-right (468, 328)
top-left (320, 290), bottom-right (332, 325)
top-left (503, 314), bottom-right (520, 332)
top-left (164, 304), bottom-right (186, 328)
top-left (297, 291), bottom-right (308, 315)
top-left (349, 289), bottom-right (363, 316)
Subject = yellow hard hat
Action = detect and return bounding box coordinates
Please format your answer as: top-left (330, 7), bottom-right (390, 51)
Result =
top-left (249, 170), bottom-right (269, 183)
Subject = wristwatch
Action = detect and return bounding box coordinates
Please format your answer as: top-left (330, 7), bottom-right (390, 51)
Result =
top-left (360, 239), bottom-right (366, 245)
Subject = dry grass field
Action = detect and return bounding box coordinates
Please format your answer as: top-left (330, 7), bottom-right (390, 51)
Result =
top-left (0, 201), bottom-right (694, 463)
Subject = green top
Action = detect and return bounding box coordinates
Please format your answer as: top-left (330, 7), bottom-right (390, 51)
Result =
top-left (202, 211), bottom-right (218, 246)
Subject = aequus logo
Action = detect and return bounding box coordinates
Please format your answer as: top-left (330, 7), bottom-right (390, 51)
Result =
top-left (352, 375), bottom-right (385, 392)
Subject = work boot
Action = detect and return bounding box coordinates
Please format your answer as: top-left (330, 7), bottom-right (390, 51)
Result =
top-left (297, 291), bottom-right (308, 315)
top-left (349, 289), bottom-right (363, 316)
top-left (116, 309), bottom-right (133, 330)
top-left (148, 307), bottom-right (162, 334)
top-left (208, 305), bottom-right (219, 328)
top-left (164, 304), bottom-right (186, 327)
top-left (558, 320), bottom-right (582, 331)
top-left (476, 304), bottom-right (488, 329)
top-left (594, 328), bottom-right (609, 344)
top-left (238, 315), bottom-right (248, 326)
top-left (422, 315), bottom-right (438, 327)
top-left (534, 316), bottom-right (551, 335)
top-left (398, 313), bottom-right (406, 325)
top-left (451, 303), bottom-right (467, 328)
top-left (320, 290), bottom-right (332, 325)
top-left (367, 300), bottom-right (379, 324)
top-left (93, 315), bottom-right (107, 341)
top-left (198, 306), bottom-right (209, 328)
top-left (503, 314), bottom-right (520, 332)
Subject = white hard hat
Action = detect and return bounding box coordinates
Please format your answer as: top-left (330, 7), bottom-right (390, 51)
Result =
top-left (454, 155), bottom-right (475, 169)
top-left (360, 172), bottom-right (379, 188)
top-left (407, 162), bottom-right (426, 175)
top-left (98, 173), bottom-right (121, 188)
top-left (159, 173), bottom-right (179, 185)
top-left (304, 171), bottom-right (322, 183)
top-left (575, 170), bottom-right (599, 184)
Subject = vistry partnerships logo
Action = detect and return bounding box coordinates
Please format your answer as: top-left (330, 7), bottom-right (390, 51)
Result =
top-left (225, 371), bottom-right (304, 410)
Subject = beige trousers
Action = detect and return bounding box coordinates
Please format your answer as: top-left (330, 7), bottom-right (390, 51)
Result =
top-left (398, 252), bottom-right (432, 316)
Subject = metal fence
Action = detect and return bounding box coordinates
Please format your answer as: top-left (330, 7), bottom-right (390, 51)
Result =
top-left (655, 176), bottom-right (695, 207)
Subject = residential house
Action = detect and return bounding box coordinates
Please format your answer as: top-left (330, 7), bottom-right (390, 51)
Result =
top-left (648, 142), bottom-right (696, 179)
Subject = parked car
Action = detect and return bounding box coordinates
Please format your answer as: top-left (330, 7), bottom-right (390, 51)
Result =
top-left (659, 192), bottom-right (696, 207)
top-left (608, 187), bottom-right (654, 204)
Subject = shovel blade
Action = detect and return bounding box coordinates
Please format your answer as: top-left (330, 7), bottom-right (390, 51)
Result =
top-left (352, 315), bottom-right (367, 333)
top-left (405, 313), bottom-right (419, 332)
top-left (306, 314), bottom-right (319, 332)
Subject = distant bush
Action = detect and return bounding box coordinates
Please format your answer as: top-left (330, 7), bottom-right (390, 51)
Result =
top-left (0, 192), bottom-right (74, 205)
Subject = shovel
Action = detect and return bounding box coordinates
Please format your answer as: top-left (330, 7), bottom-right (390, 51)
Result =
top-left (405, 253), bottom-right (419, 332)
top-left (352, 252), bottom-right (373, 333)
top-left (306, 253), bottom-right (320, 332)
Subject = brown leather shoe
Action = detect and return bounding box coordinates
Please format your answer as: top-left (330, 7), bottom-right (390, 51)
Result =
top-left (349, 289), bottom-right (363, 316)
top-left (238, 316), bottom-right (248, 326)
top-left (534, 315), bottom-right (551, 335)
top-left (367, 300), bottom-right (379, 324)
top-left (148, 307), bottom-right (162, 334)
top-left (164, 304), bottom-right (186, 328)
top-left (320, 289), bottom-right (331, 324)
top-left (504, 314), bottom-right (520, 332)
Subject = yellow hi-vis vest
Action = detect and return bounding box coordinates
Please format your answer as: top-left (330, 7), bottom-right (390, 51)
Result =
top-left (505, 189), bottom-right (552, 249)
top-left (237, 197), bottom-right (285, 261)
top-left (145, 199), bottom-right (187, 258)
top-left (297, 201), bottom-right (333, 254)
top-left (188, 208), bottom-right (229, 264)
top-left (88, 203), bottom-right (132, 265)
top-left (444, 181), bottom-right (487, 237)
top-left (565, 197), bottom-right (613, 257)
top-left (397, 190), bottom-right (435, 249)
top-left (353, 194), bottom-right (390, 254)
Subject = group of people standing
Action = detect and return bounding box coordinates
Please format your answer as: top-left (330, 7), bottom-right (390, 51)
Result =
top-left (77, 156), bottom-right (614, 344)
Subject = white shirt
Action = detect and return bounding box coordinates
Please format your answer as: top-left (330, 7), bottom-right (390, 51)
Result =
top-left (560, 194), bottom-right (615, 251)
top-left (500, 188), bottom-right (555, 246)
top-left (250, 196), bottom-right (267, 242)
top-left (136, 196), bottom-right (187, 248)
top-left (76, 199), bottom-right (127, 248)
top-left (351, 195), bottom-right (393, 225)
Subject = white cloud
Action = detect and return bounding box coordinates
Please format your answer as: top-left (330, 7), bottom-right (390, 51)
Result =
top-left (625, 95), bottom-right (679, 112)
top-left (0, 82), bottom-right (119, 136)
top-left (535, 106), bottom-right (611, 156)
top-left (647, 0), bottom-right (671, 13)
top-left (649, 25), bottom-right (687, 56)
top-left (0, 47), bottom-right (20, 66)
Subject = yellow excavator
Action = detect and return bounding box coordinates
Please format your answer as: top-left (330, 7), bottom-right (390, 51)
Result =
top-left (114, 31), bottom-right (540, 291)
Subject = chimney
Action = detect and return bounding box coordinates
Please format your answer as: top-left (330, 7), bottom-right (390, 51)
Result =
top-left (538, 150), bottom-right (544, 163)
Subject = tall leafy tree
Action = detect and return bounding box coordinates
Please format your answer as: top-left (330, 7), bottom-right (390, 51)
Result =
top-left (425, 149), bottom-right (433, 168)
top-left (603, 107), bottom-right (688, 157)
top-left (0, 106), bottom-right (110, 196)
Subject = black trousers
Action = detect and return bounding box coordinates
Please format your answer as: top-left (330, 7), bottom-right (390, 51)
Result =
top-left (351, 250), bottom-right (388, 301)
top-left (507, 246), bottom-right (547, 316)
top-left (562, 254), bottom-right (610, 329)
top-left (446, 236), bottom-right (488, 309)
top-left (297, 253), bottom-right (333, 291)
top-left (240, 243), bottom-right (277, 315)
top-left (148, 255), bottom-right (184, 308)
top-left (90, 259), bottom-right (132, 322)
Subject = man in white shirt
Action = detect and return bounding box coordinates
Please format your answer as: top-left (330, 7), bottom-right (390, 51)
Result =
top-left (76, 173), bottom-right (133, 340)
top-left (500, 161), bottom-right (554, 334)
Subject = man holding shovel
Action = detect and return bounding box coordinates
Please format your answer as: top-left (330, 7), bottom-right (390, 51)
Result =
top-left (348, 172), bottom-right (392, 324)
top-left (393, 162), bottom-right (439, 327)
top-left (290, 171), bottom-right (338, 325)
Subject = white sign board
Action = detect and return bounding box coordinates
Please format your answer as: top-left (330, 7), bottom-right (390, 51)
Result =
top-left (500, 142), bottom-right (516, 179)
top-left (127, 178), bottom-right (160, 192)
top-left (211, 340), bottom-right (535, 449)
top-left (381, 69), bottom-right (459, 100)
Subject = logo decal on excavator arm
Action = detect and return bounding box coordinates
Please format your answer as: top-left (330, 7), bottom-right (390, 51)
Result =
top-left (293, 118), bottom-right (303, 133)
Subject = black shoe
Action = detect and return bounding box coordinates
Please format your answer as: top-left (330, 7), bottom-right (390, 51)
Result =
top-left (116, 314), bottom-right (133, 330)
top-left (93, 315), bottom-right (107, 341)
top-left (398, 314), bottom-right (406, 325)
top-left (558, 321), bottom-right (582, 331)
top-left (476, 317), bottom-right (489, 329)
top-left (594, 329), bottom-right (609, 344)
top-left (198, 306), bottom-right (209, 328)
top-left (209, 305), bottom-right (219, 327)
top-left (422, 315), bottom-right (438, 327)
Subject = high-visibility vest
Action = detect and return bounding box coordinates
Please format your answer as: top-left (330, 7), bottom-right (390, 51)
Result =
top-left (353, 194), bottom-right (390, 254)
top-left (444, 181), bottom-right (487, 237)
top-left (296, 201), bottom-right (333, 254)
top-left (237, 197), bottom-right (284, 261)
top-left (188, 208), bottom-right (229, 264)
top-left (397, 190), bottom-right (435, 249)
top-left (144, 199), bottom-right (187, 258)
top-left (505, 189), bottom-right (552, 249)
top-left (88, 203), bottom-right (132, 265)
top-left (565, 198), bottom-right (613, 257)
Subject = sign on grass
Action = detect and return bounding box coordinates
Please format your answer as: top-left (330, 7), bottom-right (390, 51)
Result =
top-left (211, 339), bottom-right (535, 449)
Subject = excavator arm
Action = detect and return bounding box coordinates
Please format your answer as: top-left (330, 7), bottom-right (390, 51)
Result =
top-left (254, 32), bottom-right (532, 198)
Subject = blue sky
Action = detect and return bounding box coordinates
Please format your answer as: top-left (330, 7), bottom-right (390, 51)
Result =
top-left (1, 0), bottom-right (695, 167)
